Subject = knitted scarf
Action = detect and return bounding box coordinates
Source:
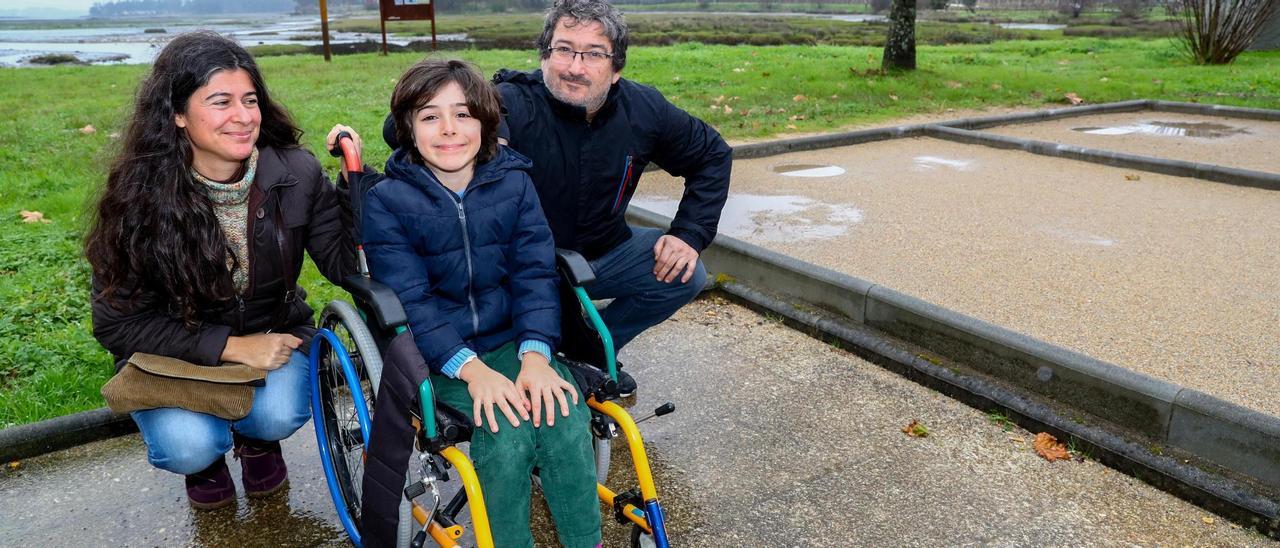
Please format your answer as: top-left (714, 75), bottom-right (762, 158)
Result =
top-left (193, 147), bottom-right (258, 294)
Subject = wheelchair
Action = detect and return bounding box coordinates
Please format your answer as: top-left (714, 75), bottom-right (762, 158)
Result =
top-left (310, 133), bottom-right (675, 547)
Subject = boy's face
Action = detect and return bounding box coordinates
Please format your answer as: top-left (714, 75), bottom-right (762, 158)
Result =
top-left (413, 81), bottom-right (481, 183)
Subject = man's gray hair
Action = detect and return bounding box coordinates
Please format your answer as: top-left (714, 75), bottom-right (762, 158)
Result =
top-left (536, 0), bottom-right (629, 72)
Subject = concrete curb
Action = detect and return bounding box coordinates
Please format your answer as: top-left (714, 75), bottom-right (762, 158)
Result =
top-left (628, 206), bottom-right (1280, 532)
top-left (925, 125), bottom-right (1280, 191)
top-left (731, 124), bottom-right (930, 160)
top-left (933, 99), bottom-right (1151, 130)
top-left (1150, 100), bottom-right (1280, 122)
top-left (0, 407), bottom-right (135, 462)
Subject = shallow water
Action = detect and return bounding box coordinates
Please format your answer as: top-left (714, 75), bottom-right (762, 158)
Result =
top-left (772, 163), bottom-right (847, 177)
top-left (997, 23), bottom-right (1066, 30)
top-left (912, 155), bottom-right (974, 171)
top-left (633, 193), bottom-right (864, 242)
top-left (1072, 121), bottom-right (1250, 139)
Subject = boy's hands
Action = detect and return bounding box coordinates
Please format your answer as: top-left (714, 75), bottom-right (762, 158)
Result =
top-left (515, 353), bottom-right (578, 427)
top-left (459, 359), bottom-right (530, 433)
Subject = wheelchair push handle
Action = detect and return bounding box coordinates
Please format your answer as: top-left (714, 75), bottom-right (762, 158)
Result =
top-left (328, 130), bottom-right (363, 175)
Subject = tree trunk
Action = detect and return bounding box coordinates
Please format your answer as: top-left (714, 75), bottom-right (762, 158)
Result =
top-left (882, 0), bottom-right (917, 70)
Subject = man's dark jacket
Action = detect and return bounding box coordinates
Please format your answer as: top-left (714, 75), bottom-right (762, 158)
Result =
top-left (361, 145), bottom-right (560, 375)
top-left (493, 69), bottom-right (733, 260)
top-left (91, 146), bottom-right (356, 368)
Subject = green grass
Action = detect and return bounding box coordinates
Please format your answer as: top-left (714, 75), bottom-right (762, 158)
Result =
top-left (1, 38), bottom-right (1278, 427)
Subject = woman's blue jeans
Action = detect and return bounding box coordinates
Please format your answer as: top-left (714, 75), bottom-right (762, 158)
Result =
top-left (130, 349), bottom-right (312, 475)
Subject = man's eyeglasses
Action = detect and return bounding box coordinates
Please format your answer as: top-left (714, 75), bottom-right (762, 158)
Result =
top-left (545, 46), bottom-right (614, 67)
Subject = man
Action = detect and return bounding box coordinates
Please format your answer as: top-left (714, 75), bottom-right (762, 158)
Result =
top-left (494, 0), bottom-right (733, 379)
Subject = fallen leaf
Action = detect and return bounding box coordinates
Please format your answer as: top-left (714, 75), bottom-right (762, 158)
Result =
top-left (1033, 432), bottom-right (1070, 462)
top-left (902, 420), bottom-right (929, 438)
top-left (1008, 436), bottom-right (1026, 444)
top-left (829, 94), bottom-right (839, 99)
top-left (786, 124), bottom-right (797, 129)
top-left (79, 124), bottom-right (96, 135)
top-left (991, 83), bottom-right (1003, 90)
top-left (1098, 76), bottom-right (1110, 82)
top-left (789, 115), bottom-right (806, 121)
top-left (946, 80), bottom-right (964, 89)
top-left (671, 76), bottom-right (681, 81)
top-left (723, 105), bottom-right (733, 114)
top-left (1124, 174), bottom-right (1141, 181)
top-left (1201, 516), bottom-right (1215, 525)
top-left (109, 132), bottom-right (121, 140)
top-left (792, 94), bottom-right (806, 102)
top-left (888, 94), bottom-right (899, 102)
top-left (20, 210), bottom-right (51, 224)
top-left (732, 67), bottom-right (744, 73)
top-left (8, 461), bottom-right (19, 470)
top-left (709, 104), bottom-right (721, 111)
top-left (1064, 92), bottom-right (1084, 105)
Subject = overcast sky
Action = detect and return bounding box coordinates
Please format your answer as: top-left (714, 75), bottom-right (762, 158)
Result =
top-left (3, 0), bottom-right (97, 17)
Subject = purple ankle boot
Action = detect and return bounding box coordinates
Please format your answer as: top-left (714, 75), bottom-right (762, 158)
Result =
top-left (185, 456), bottom-right (235, 510)
top-left (234, 434), bottom-right (289, 497)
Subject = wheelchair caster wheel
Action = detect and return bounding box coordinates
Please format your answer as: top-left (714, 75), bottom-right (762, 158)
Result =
top-left (630, 524), bottom-right (658, 548)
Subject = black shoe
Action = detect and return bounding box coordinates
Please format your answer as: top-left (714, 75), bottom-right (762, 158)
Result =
top-left (616, 369), bottom-right (637, 398)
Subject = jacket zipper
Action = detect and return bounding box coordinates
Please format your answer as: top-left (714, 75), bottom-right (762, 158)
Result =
top-left (446, 192), bottom-right (481, 334)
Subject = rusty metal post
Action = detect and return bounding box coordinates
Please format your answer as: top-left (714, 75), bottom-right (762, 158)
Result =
top-left (319, 0), bottom-right (332, 61)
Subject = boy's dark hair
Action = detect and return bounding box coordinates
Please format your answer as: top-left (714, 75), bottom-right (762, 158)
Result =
top-left (390, 58), bottom-right (502, 165)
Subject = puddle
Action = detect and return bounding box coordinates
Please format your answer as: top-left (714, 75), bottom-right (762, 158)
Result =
top-left (1040, 226), bottom-right (1117, 247)
top-left (912, 156), bottom-right (974, 171)
top-left (772, 164), bottom-right (847, 177)
top-left (1072, 121), bottom-right (1249, 139)
top-left (632, 193), bottom-right (863, 242)
top-left (998, 23), bottom-right (1066, 30)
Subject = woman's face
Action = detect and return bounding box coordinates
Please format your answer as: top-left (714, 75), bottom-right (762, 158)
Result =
top-left (412, 81), bottom-right (482, 183)
top-left (176, 68), bottom-right (261, 180)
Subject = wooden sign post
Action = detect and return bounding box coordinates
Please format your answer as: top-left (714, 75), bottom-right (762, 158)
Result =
top-left (319, 0), bottom-right (333, 61)
top-left (379, 0), bottom-right (437, 55)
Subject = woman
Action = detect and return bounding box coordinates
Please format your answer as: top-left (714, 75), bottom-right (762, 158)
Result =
top-left (85, 31), bottom-right (356, 510)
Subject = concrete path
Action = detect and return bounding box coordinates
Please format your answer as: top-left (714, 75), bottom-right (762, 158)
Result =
top-left (636, 137), bottom-right (1280, 417)
top-left (0, 299), bottom-right (1270, 546)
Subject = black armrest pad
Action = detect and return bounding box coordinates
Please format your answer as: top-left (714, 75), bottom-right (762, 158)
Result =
top-left (341, 275), bottom-right (408, 331)
top-left (555, 248), bottom-right (596, 286)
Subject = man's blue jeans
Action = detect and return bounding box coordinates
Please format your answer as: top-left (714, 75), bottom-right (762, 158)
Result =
top-left (586, 226), bottom-right (708, 351)
top-left (130, 349), bottom-right (312, 475)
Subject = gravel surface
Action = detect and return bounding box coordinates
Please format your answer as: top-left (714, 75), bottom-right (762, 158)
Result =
top-left (2, 299), bottom-right (1272, 546)
top-left (984, 111), bottom-right (1280, 174)
top-left (635, 136), bottom-right (1280, 417)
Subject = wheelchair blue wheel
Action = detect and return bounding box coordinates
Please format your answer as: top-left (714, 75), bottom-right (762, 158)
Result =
top-left (313, 301), bottom-right (382, 547)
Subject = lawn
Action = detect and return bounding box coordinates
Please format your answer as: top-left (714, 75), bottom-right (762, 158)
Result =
top-left (1, 37), bottom-right (1277, 426)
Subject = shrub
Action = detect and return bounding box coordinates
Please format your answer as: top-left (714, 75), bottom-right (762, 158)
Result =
top-left (1176, 0), bottom-right (1280, 64)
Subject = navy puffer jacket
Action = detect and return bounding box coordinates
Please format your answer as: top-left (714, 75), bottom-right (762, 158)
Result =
top-left (362, 145), bottom-right (559, 375)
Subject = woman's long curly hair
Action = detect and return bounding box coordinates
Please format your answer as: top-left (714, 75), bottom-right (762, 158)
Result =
top-left (85, 31), bottom-right (301, 325)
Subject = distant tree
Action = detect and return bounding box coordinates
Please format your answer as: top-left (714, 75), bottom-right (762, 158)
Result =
top-left (882, 0), bottom-right (916, 70)
top-left (871, 0), bottom-right (893, 13)
top-left (1177, 0), bottom-right (1280, 63)
top-left (962, 0), bottom-right (978, 12)
top-left (1115, 0), bottom-right (1152, 19)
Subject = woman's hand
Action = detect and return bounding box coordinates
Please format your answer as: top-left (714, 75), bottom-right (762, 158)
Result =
top-left (515, 353), bottom-right (578, 428)
top-left (459, 359), bottom-right (530, 433)
top-left (325, 124), bottom-right (363, 181)
top-left (222, 333), bottom-right (302, 371)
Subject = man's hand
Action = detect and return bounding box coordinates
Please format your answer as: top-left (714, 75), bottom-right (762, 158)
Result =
top-left (325, 124), bottom-right (363, 181)
top-left (653, 235), bottom-right (699, 283)
top-left (515, 352), bottom-right (578, 427)
top-left (459, 360), bottom-right (530, 433)
top-left (222, 333), bottom-right (303, 371)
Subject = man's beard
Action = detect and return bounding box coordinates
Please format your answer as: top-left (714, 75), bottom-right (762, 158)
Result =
top-left (545, 73), bottom-right (609, 115)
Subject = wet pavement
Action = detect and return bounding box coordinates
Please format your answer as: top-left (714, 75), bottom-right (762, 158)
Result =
top-left (636, 136), bottom-right (1280, 417)
top-left (1, 298), bottom-right (1273, 546)
top-left (985, 111), bottom-right (1280, 174)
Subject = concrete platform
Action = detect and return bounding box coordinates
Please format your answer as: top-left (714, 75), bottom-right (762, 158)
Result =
top-left (984, 111), bottom-right (1280, 174)
top-left (635, 137), bottom-right (1280, 418)
top-left (1, 299), bottom-right (1270, 546)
